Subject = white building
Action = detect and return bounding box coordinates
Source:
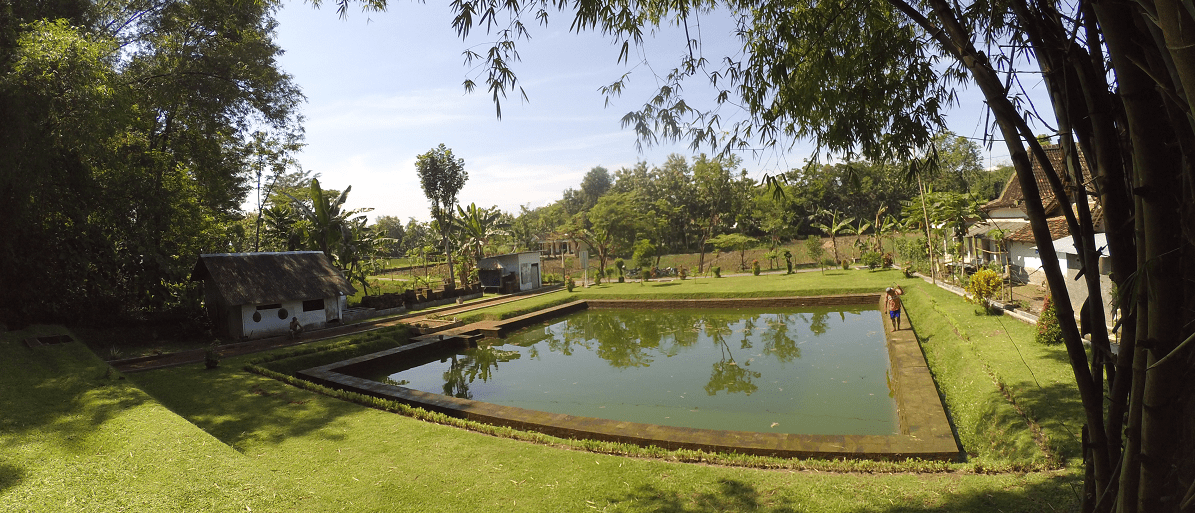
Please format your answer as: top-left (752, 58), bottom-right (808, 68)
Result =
top-left (190, 252), bottom-right (355, 340)
top-left (477, 252), bottom-right (543, 293)
top-left (966, 144), bottom-right (1113, 325)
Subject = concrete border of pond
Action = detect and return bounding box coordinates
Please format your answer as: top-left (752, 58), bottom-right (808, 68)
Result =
top-left (297, 295), bottom-right (960, 461)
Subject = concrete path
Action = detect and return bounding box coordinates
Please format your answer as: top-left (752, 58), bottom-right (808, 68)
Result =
top-left (109, 286), bottom-right (563, 373)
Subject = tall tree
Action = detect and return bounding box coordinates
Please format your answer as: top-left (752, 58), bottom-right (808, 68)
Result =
top-left (373, 215), bottom-right (406, 257)
top-left (691, 154), bottom-right (744, 274)
top-left (0, 0), bottom-right (302, 323)
top-left (415, 143), bottom-right (468, 286)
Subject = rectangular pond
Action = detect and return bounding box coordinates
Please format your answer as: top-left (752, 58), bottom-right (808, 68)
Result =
top-left (354, 306), bottom-right (896, 435)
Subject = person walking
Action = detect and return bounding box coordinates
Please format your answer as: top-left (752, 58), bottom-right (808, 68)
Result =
top-left (886, 286), bottom-right (904, 332)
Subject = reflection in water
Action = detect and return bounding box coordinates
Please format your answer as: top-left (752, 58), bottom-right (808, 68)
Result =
top-left (371, 306), bottom-right (895, 435)
top-left (440, 347), bottom-right (521, 399)
top-left (449, 310), bottom-right (814, 396)
top-left (704, 338), bottom-right (761, 396)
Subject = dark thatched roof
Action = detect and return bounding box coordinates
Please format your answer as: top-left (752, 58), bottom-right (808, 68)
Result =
top-left (190, 252), bottom-right (356, 306)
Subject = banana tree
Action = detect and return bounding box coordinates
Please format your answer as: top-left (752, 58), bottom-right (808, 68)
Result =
top-left (336, 215), bottom-right (377, 295)
top-left (285, 178), bottom-right (370, 259)
top-left (453, 203), bottom-right (510, 260)
top-left (845, 218), bottom-right (873, 260)
top-left (809, 209), bottom-right (854, 264)
top-left (875, 213), bottom-right (899, 255)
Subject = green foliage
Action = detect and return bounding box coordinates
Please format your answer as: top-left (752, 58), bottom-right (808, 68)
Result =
top-left (805, 237), bottom-right (827, 273)
top-left (1036, 296), bottom-right (1064, 345)
top-left (0, 3), bottom-right (303, 323)
top-left (782, 249), bottom-right (794, 274)
top-left (861, 251), bottom-right (882, 269)
top-left (415, 144), bottom-right (468, 283)
top-left (632, 238), bottom-right (656, 270)
top-left (204, 342), bottom-right (221, 370)
top-left (712, 266), bottom-right (722, 278)
top-left (751, 260), bottom-right (761, 276)
top-left (565, 275), bottom-right (575, 292)
top-left (895, 236), bottom-right (931, 275)
top-left (709, 233), bottom-right (758, 270)
top-left (965, 269), bottom-right (1003, 306)
top-left (453, 202), bottom-right (509, 260)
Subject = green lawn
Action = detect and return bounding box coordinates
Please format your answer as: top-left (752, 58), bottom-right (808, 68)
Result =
top-left (2, 271), bottom-right (1087, 512)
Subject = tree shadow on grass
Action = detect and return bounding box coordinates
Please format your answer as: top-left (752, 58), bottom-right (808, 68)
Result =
top-left (127, 362), bottom-right (359, 451)
top-left (604, 474), bottom-right (1081, 512)
top-left (1, 340), bottom-right (152, 452)
top-left (0, 462), bottom-right (25, 496)
top-left (996, 380), bottom-right (1085, 463)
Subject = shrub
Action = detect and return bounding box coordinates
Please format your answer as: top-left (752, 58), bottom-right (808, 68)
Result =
top-left (712, 266), bottom-right (721, 278)
top-left (204, 342), bottom-right (220, 369)
top-left (1036, 295), bottom-right (1064, 345)
top-left (593, 274), bottom-right (602, 285)
top-left (841, 259), bottom-right (851, 270)
top-left (881, 252), bottom-right (894, 268)
top-left (821, 257), bottom-right (838, 269)
top-left (752, 260), bottom-right (761, 276)
top-left (861, 251), bottom-right (882, 269)
top-left (783, 249), bottom-right (793, 274)
top-left (805, 236), bottom-right (825, 267)
top-left (565, 275), bottom-right (575, 292)
top-left (966, 268), bottom-right (1003, 306)
top-left (678, 266), bottom-right (687, 280)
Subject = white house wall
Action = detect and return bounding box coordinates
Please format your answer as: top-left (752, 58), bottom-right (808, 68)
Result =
top-left (516, 252), bottom-right (542, 291)
top-left (1008, 242), bottom-right (1069, 285)
top-left (239, 298), bottom-right (333, 340)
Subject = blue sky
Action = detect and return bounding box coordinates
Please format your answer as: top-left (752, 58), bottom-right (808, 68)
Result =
top-left (272, 2), bottom-right (1047, 223)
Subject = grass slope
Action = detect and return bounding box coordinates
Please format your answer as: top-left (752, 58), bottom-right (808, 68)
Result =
top-left (0, 326), bottom-right (304, 512)
top-left (901, 285), bottom-right (1084, 469)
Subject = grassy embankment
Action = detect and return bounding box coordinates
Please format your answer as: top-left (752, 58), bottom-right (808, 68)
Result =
top-left (3, 270), bottom-right (1084, 512)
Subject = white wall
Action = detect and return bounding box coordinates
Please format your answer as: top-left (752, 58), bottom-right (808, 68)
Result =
top-left (1008, 242), bottom-right (1068, 285)
top-left (516, 252), bottom-right (542, 291)
top-left (240, 298), bottom-right (333, 340)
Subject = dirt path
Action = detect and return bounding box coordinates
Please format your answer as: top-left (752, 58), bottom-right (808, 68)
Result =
top-left (109, 286), bottom-right (563, 373)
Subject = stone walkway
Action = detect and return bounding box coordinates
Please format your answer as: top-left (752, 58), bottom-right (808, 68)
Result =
top-left (109, 286), bottom-right (563, 373)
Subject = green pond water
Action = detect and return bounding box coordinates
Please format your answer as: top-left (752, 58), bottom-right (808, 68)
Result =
top-left (366, 307), bottom-right (897, 435)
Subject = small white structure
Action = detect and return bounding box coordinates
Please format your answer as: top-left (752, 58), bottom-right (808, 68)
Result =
top-left (190, 252), bottom-right (356, 340)
top-left (477, 252), bottom-right (542, 293)
top-left (1035, 233), bottom-right (1114, 324)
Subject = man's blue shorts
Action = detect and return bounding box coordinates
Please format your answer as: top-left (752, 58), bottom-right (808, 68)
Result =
top-left (889, 310), bottom-right (901, 320)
